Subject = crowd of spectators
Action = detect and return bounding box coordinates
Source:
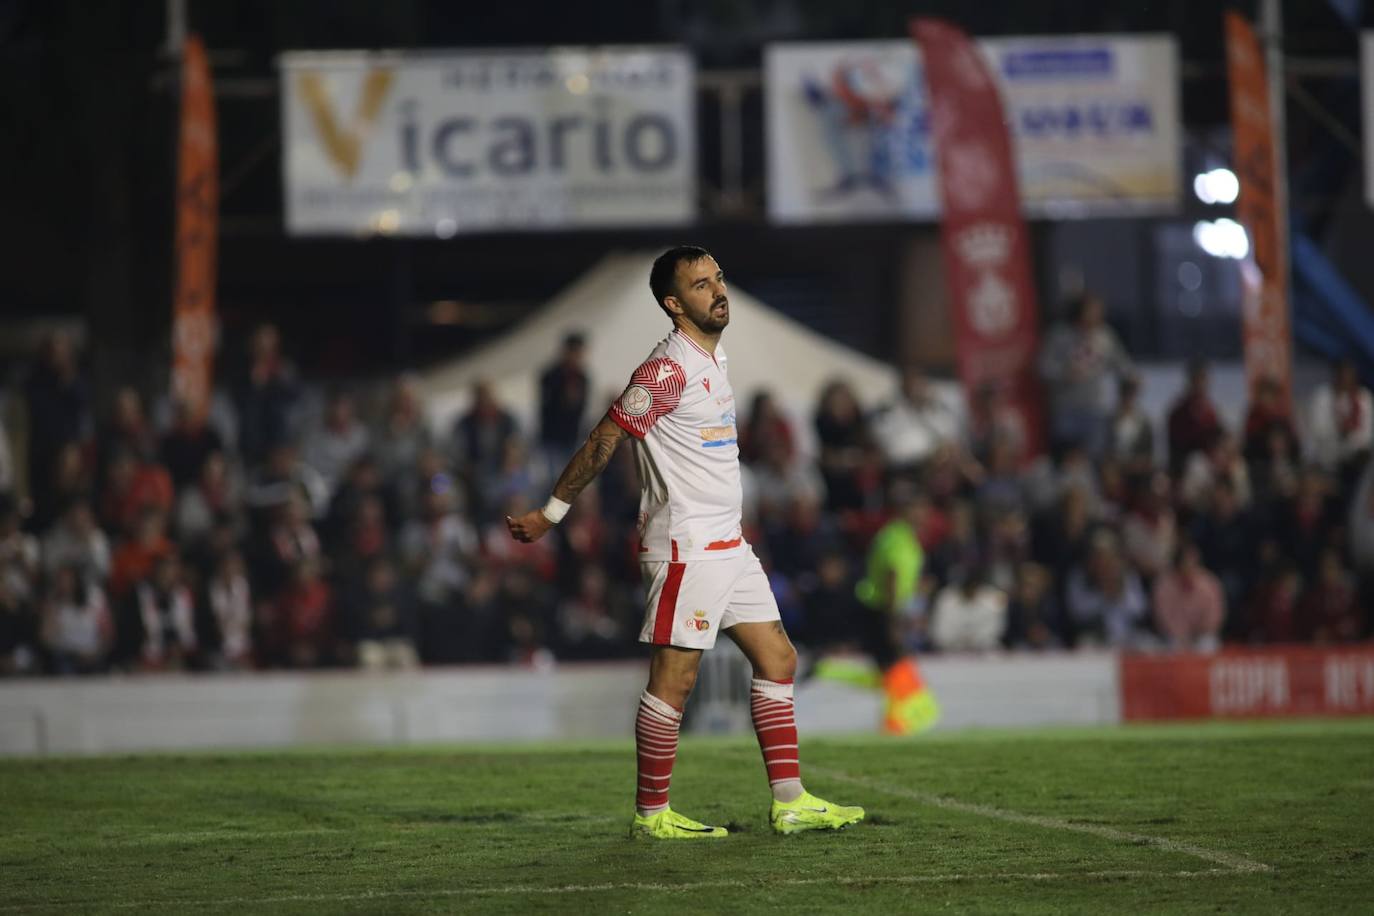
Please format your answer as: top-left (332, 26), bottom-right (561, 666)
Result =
top-left (0, 305), bottom-right (1370, 677)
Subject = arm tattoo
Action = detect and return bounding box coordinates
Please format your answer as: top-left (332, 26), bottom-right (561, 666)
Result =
top-left (551, 420), bottom-right (628, 503)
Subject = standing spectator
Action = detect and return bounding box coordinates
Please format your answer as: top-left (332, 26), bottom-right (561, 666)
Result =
top-left (555, 565), bottom-right (626, 660)
top-left (40, 563), bottom-right (113, 674)
top-left (159, 396), bottom-right (225, 491)
top-left (537, 333), bottom-right (590, 466)
top-left (1152, 543), bottom-right (1225, 652)
top-left (24, 331), bottom-right (92, 526)
top-left (1002, 562), bottom-right (1063, 650)
top-left (126, 553), bottom-right (198, 670)
top-left (1065, 531), bottom-right (1148, 648)
top-left (374, 374), bottom-right (433, 498)
top-left (41, 501), bottom-right (111, 586)
top-left (871, 367), bottom-right (964, 473)
top-left (814, 380), bottom-right (877, 513)
top-left (108, 508), bottom-right (174, 600)
top-left (1037, 292), bottom-right (1132, 455)
top-left (1120, 470), bottom-right (1177, 581)
top-left (1106, 374), bottom-right (1154, 473)
top-left (302, 390), bottom-right (370, 500)
top-left (929, 569), bottom-right (1007, 652)
top-left (100, 449), bottom-right (174, 537)
top-left (1166, 358), bottom-right (1222, 476)
top-left (205, 550), bottom-right (253, 670)
top-left (1180, 431), bottom-right (1251, 514)
top-left (454, 381), bottom-right (519, 522)
top-left (739, 390), bottom-right (797, 467)
top-left (345, 556), bottom-right (419, 670)
top-left (269, 558), bottom-right (335, 668)
top-left (1306, 359), bottom-right (1374, 479)
top-left (1298, 548), bottom-right (1364, 644)
top-left (234, 323), bottom-right (301, 467)
top-left (1190, 478), bottom-right (1254, 625)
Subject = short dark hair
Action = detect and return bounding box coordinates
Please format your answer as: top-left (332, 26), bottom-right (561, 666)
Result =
top-left (650, 245), bottom-right (712, 315)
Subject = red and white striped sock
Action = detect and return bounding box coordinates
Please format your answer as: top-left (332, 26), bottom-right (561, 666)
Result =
top-left (635, 690), bottom-right (682, 816)
top-left (750, 676), bottom-right (804, 802)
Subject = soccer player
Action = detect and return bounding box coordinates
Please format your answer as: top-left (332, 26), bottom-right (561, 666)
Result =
top-left (508, 246), bottom-right (865, 840)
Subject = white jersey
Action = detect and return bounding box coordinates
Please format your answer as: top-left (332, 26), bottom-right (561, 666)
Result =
top-left (609, 329), bottom-right (745, 563)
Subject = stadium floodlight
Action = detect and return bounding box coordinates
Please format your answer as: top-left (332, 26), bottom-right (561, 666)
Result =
top-left (1193, 218), bottom-right (1250, 259)
top-left (1192, 168), bottom-right (1240, 205)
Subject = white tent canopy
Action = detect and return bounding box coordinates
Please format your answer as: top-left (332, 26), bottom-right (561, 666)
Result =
top-left (419, 251), bottom-right (906, 440)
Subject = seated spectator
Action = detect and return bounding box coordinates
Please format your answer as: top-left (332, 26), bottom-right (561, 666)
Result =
top-left (159, 396), bottom-right (225, 490)
top-left (174, 450), bottom-right (242, 548)
top-left (40, 563), bottom-right (113, 674)
top-left (984, 508), bottom-right (1031, 593)
top-left (537, 333), bottom-right (590, 466)
top-left (399, 482), bottom-right (478, 611)
top-left (337, 494), bottom-right (390, 573)
top-left (555, 483), bottom-right (608, 592)
top-left (1152, 542), bottom-right (1225, 652)
top-left (754, 437), bottom-right (825, 520)
top-left (100, 448), bottom-right (174, 537)
top-left (24, 330), bottom-right (92, 529)
top-left (814, 379), bottom-right (878, 513)
top-left (499, 566), bottom-right (555, 667)
top-left (1244, 555), bottom-right (1302, 644)
top-left (246, 444), bottom-right (330, 522)
top-left (1038, 291), bottom-right (1132, 455)
top-left (1002, 562), bottom-right (1064, 650)
top-left (1031, 484), bottom-right (1096, 592)
top-left (454, 381), bottom-right (518, 521)
top-left (967, 382), bottom-right (1027, 468)
top-left (1272, 469), bottom-right (1339, 581)
top-left (374, 373), bottom-right (433, 498)
top-left (41, 500), bottom-right (111, 587)
top-left (798, 549), bottom-right (859, 648)
top-left (268, 558), bottom-right (334, 668)
top-left (126, 552), bottom-right (198, 670)
top-left (345, 556), bottom-right (419, 671)
top-left (929, 568), bottom-right (1007, 652)
top-left (108, 508), bottom-right (174, 599)
top-left (765, 492), bottom-right (841, 582)
top-left (556, 565), bottom-right (626, 660)
top-left (0, 497), bottom-right (40, 605)
top-left (492, 438), bottom-right (544, 519)
top-left (205, 550), bottom-right (253, 670)
top-left (1106, 374), bottom-right (1154, 473)
top-left (739, 390), bottom-right (797, 467)
top-left (0, 573), bottom-right (38, 675)
top-left (1065, 531), bottom-right (1148, 647)
top-left (1306, 359), bottom-right (1373, 477)
top-left (871, 367), bottom-right (964, 472)
top-left (256, 492), bottom-right (322, 599)
top-left (1120, 471), bottom-right (1177, 581)
top-left (1190, 478), bottom-right (1255, 624)
top-left (303, 389), bottom-right (370, 500)
top-left (975, 437), bottom-right (1027, 522)
top-left (1180, 431), bottom-right (1251, 515)
top-left (1242, 376), bottom-right (1296, 467)
top-left (98, 386), bottom-right (156, 477)
top-left (925, 500), bottom-right (981, 590)
top-left (1298, 548), bottom-right (1364, 644)
top-left (1167, 358), bottom-right (1222, 475)
top-left (32, 442), bottom-right (95, 534)
top-left (1249, 417), bottom-right (1301, 506)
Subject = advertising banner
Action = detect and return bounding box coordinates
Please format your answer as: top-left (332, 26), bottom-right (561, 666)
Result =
top-left (766, 34), bottom-right (1180, 222)
top-left (1120, 647), bottom-right (1374, 721)
top-left (281, 48), bottom-right (695, 235)
top-left (912, 18), bottom-right (1043, 457)
top-left (1225, 12), bottom-right (1293, 408)
top-left (172, 34), bottom-right (218, 424)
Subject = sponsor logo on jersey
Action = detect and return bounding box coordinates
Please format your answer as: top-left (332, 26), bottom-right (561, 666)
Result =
top-left (698, 425), bottom-right (737, 449)
top-left (620, 385), bottom-right (652, 417)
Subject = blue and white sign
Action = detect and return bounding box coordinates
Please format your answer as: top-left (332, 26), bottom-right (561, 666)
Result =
top-left (281, 48), bottom-right (696, 236)
top-left (766, 35), bottom-right (1181, 222)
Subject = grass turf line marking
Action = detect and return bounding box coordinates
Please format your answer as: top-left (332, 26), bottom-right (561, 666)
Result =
top-left (0, 869), bottom-right (1237, 910)
top-left (811, 765), bottom-right (1271, 874)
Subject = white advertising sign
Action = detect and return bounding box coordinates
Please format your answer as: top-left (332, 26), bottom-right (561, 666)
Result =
top-left (281, 48), bottom-right (696, 235)
top-left (766, 35), bottom-right (1181, 222)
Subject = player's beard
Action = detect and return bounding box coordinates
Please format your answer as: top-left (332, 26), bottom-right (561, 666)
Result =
top-left (693, 296), bottom-right (730, 333)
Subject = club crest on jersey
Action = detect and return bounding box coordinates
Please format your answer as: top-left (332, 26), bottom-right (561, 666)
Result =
top-left (688, 610), bottom-right (711, 631)
top-left (620, 385), bottom-right (652, 417)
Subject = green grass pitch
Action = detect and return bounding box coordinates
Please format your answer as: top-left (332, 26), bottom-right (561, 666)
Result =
top-left (3, 719), bottom-right (1372, 913)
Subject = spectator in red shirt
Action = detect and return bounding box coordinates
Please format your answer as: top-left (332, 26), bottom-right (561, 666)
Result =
top-left (108, 508), bottom-right (174, 600)
top-left (270, 558), bottom-right (334, 668)
top-left (1298, 548), bottom-right (1365, 644)
top-left (101, 449), bottom-right (174, 537)
top-left (740, 390), bottom-right (797, 468)
top-left (1167, 358), bottom-right (1222, 476)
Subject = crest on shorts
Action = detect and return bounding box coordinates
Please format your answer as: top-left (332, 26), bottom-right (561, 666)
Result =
top-left (689, 610), bottom-right (711, 631)
top-left (619, 385), bottom-right (652, 417)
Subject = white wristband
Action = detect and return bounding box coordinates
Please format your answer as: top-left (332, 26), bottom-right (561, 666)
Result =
top-left (540, 496), bottom-right (571, 525)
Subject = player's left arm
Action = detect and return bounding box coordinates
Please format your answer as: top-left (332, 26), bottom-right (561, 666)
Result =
top-left (506, 414), bottom-right (629, 543)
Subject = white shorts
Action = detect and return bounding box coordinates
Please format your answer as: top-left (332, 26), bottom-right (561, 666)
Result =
top-left (638, 547), bottom-right (781, 650)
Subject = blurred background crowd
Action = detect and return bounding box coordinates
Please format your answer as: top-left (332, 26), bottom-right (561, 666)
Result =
top-left (2, 290), bottom-right (1370, 678)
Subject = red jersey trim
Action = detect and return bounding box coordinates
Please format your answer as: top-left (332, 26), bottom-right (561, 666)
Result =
top-left (705, 537), bottom-right (742, 551)
top-left (609, 410), bottom-right (643, 440)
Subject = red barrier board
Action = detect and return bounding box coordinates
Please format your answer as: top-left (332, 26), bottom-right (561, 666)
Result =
top-left (1121, 647), bottom-right (1374, 721)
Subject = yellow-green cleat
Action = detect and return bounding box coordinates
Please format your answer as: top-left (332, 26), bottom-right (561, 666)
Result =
top-left (630, 807), bottom-right (729, 839)
top-left (770, 791), bottom-right (865, 835)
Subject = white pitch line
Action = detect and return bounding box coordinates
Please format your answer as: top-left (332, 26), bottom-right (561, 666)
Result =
top-left (0, 869), bottom-right (1237, 911)
top-left (810, 765), bottom-right (1271, 874)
